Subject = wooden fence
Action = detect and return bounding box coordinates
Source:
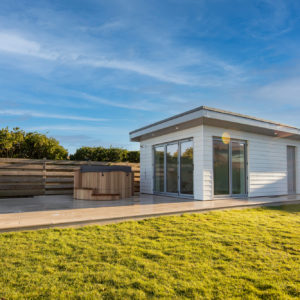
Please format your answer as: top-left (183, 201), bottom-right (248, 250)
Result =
top-left (0, 158), bottom-right (140, 197)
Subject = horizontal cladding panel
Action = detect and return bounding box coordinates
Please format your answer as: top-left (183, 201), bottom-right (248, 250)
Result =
top-left (0, 184), bottom-right (44, 190)
top-left (249, 180), bottom-right (286, 185)
top-left (248, 156), bottom-right (287, 161)
top-left (249, 179), bottom-right (286, 184)
top-left (0, 176), bottom-right (43, 183)
top-left (0, 158), bottom-right (46, 164)
top-left (249, 172), bottom-right (286, 177)
top-left (0, 164), bottom-right (43, 169)
top-left (45, 172), bottom-right (74, 177)
top-left (249, 170), bottom-right (286, 173)
top-left (45, 184), bottom-right (74, 189)
top-left (250, 188), bottom-right (286, 191)
top-left (46, 165), bottom-right (80, 170)
top-left (45, 190), bottom-right (73, 195)
top-left (250, 183), bottom-right (287, 188)
top-left (250, 185), bottom-right (286, 192)
top-left (249, 162), bottom-right (286, 166)
top-left (0, 189), bottom-right (44, 197)
top-left (46, 177), bottom-right (74, 183)
top-left (0, 171), bottom-right (43, 176)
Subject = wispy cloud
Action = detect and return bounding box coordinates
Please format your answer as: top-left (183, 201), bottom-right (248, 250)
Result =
top-left (246, 0), bottom-right (293, 39)
top-left (79, 92), bottom-right (164, 111)
top-left (78, 58), bottom-right (196, 85)
top-left (0, 31), bottom-right (58, 59)
top-left (25, 125), bottom-right (128, 133)
top-left (0, 109), bottom-right (107, 122)
top-left (0, 30), bottom-right (244, 87)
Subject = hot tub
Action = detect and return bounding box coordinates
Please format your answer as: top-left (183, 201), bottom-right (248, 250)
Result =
top-left (74, 165), bottom-right (134, 200)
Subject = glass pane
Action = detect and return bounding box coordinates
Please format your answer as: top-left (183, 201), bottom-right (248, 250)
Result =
top-left (154, 146), bottom-right (165, 192)
top-left (166, 143), bottom-right (178, 193)
top-left (232, 142), bottom-right (246, 194)
top-left (180, 141), bottom-right (193, 195)
top-left (213, 139), bottom-right (229, 195)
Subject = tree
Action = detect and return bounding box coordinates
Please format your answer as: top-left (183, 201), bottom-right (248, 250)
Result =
top-left (0, 127), bottom-right (68, 160)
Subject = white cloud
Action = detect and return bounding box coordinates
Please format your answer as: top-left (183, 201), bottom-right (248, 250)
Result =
top-left (255, 77), bottom-right (300, 104)
top-left (0, 31), bottom-right (58, 59)
top-left (78, 58), bottom-right (195, 85)
top-left (0, 109), bottom-right (107, 122)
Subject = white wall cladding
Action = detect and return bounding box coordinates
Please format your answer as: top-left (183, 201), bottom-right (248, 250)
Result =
top-left (139, 142), bottom-right (153, 194)
top-left (203, 125), bottom-right (300, 199)
top-left (139, 124), bottom-right (300, 200)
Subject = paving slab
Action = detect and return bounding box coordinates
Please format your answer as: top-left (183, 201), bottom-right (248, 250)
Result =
top-left (0, 194), bottom-right (299, 232)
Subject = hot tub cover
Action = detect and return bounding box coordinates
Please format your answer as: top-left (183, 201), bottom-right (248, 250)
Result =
top-left (80, 165), bottom-right (132, 173)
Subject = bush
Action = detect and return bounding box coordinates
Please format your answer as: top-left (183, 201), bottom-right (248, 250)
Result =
top-left (0, 127), bottom-right (68, 160)
top-left (127, 150), bottom-right (140, 163)
top-left (70, 147), bottom-right (140, 163)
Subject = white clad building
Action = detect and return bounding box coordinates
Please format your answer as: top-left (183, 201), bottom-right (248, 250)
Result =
top-left (130, 106), bottom-right (300, 200)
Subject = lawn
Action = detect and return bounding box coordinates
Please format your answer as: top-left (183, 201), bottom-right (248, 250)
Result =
top-left (0, 205), bottom-right (299, 299)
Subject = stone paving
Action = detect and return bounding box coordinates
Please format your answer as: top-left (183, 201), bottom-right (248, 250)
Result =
top-left (0, 193), bottom-right (299, 232)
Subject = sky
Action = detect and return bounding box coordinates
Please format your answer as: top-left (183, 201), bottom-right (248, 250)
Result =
top-left (1, 0), bottom-right (300, 154)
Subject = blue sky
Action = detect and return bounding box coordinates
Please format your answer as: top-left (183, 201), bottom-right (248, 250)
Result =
top-left (1, 0), bottom-right (300, 153)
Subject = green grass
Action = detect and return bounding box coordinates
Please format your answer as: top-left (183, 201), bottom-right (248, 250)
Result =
top-left (0, 205), bottom-right (299, 299)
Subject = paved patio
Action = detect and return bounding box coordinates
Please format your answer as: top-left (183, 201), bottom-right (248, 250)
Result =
top-left (0, 194), bottom-right (299, 232)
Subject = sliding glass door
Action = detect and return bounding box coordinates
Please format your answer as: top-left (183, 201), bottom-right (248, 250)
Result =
top-left (231, 141), bottom-right (246, 195)
top-left (213, 139), bottom-right (230, 195)
top-left (166, 143), bottom-right (178, 193)
top-left (213, 138), bottom-right (247, 197)
top-left (154, 146), bottom-right (165, 193)
top-left (180, 140), bottom-right (193, 195)
top-left (154, 139), bottom-right (193, 197)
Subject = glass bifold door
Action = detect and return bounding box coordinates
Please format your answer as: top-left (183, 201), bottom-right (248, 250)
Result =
top-left (213, 137), bottom-right (247, 197)
top-left (154, 139), bottom-right (193, 197)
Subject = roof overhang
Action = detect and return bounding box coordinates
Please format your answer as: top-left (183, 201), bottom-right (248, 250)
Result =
top-left (129, 106), bottom-right (300, 142)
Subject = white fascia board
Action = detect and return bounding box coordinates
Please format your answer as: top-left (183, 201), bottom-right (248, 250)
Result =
top-left (205, 110), bottom-right (300, 135)
top-left (130, 109), bottom-right (205, 140)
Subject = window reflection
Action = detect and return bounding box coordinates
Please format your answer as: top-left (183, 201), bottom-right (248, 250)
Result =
top-left (180, 141), bottom-right (193, 194)
top-left (154, 146), bottom-right (164, 192)
top-left (166, 144), bottom-right (178, 193)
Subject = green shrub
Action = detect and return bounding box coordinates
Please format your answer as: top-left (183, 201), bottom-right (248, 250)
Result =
top-left (127, 150), bottom-right (140, 163)
top-left (70, 146), bottom-right (140, 162)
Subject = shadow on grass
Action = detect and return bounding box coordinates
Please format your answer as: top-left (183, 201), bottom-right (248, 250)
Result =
top-left (262, 203), bottom-right (300, 213)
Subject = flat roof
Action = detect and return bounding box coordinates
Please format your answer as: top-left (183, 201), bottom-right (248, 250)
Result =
top-left (130, 106), bottom-right (300, 142)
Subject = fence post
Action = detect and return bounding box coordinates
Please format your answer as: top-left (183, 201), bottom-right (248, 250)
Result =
top-left (43, 158), bottom-right (47, 195)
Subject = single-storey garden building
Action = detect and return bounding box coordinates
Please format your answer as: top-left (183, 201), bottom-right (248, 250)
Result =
top-left (130, 106), bottom-right (300, 200)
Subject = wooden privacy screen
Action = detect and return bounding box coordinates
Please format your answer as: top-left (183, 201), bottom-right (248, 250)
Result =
top-left (0, 158), bottom-right (140, 197)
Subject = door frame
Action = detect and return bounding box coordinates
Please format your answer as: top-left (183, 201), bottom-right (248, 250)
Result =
top-left (212, 137), bottom-right (248, 198)
top-left (153, 138), bottom-right (194, 198)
